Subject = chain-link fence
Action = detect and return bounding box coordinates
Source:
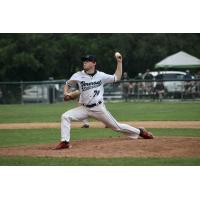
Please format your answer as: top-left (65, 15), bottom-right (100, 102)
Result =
top-left (0, 80), bottom-right (65, 104)
top-left (0, 79), bottom-right (200, 104)
top-left (118, 78), bottom-right (200, 102)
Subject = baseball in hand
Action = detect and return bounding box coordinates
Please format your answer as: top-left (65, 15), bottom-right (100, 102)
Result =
top-left (115, 52), bottom-right (122, 59)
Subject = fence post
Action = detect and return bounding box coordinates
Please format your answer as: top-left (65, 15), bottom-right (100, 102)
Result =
top-left (48, 77), bottom-right (54, 104)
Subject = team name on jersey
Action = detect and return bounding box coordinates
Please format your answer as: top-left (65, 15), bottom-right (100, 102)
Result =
top-left (80, 80), bottom-right (102, 91)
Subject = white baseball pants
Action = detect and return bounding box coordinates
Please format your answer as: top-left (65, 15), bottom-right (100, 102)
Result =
top-left (60, 103), bottom-right (140, 142)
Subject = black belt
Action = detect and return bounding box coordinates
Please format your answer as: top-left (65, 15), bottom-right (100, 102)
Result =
top-left (84, 101), bottom-right (102, 108)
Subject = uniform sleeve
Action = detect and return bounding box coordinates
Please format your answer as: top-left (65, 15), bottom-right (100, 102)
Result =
top-left (101, 72), bottom-right (117, 84)
top-left (66, 73), bottom-right (79, 87)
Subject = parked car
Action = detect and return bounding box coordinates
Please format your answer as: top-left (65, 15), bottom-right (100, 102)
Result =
top-left (22, 85), bottom-right (49, 103)
top-left (142, 71), bottom-right (193, 94)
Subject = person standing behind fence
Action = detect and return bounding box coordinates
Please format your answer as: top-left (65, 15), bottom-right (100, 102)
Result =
top-left (184, 70), bottom-right (193, 94)
top-left (144, 69), bottom-right (154, 95)
top-left (121, 72), bottom-right (130, 102)
top-left (154, 81), bottom-right (165, 101)
top-left (135, 73), bottom-right (144, 98)
top-left (153, 72), bottom-right (165, 101)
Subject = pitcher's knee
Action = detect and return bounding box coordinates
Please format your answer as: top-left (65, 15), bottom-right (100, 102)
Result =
top-left (61, 112), bottom-right (71, 122)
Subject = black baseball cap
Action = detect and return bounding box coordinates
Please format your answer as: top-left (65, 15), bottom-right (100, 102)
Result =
top-left (81, 55), bottom-right (96, 62)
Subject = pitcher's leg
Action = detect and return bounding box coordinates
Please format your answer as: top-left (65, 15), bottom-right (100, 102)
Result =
top-left (89, 104), bottom-right (153, 139)
top-left (104, 110), bottom-right (153, 139)
top-left (88, 105), bottom-right (139, 138)
top-left (103, 110), bottom-right (140, 138)
top-left (61, 106), bottom-right (88, 142)
top-left (104, 109), bottom-right (153, 139)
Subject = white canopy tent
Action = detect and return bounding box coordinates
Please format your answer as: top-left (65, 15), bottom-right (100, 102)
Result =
top-left (155, 51), bottom-right (200, 69)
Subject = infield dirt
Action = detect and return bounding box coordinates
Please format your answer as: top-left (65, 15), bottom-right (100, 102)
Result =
top-left (0, 121), bottom-right (200, 129)
top-left (0, 136), bottom-right (200, 158)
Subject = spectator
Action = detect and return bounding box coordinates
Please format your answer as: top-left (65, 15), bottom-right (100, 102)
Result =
top-left (154, 81), bottom-right (165, 101)
top-left (184, 70), bottom-right (193, 94)
top-left (144, 69), bottom-right (154, 95)
top-left (128, 81), bottom-right (135, 96)
top-left (155, 71), bottom-right (163, 81)
top-left (185, 70), bottom-right (192, 80)
top-left (121, 72), bottom-right (130, 102)
top-left (135, 73), bottom-right (145, 97)
top-left (144, 69), bottom-right (153, 80)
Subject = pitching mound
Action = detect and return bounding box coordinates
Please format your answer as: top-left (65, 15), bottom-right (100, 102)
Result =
top-left (0, 136), bottom-right (200, 158)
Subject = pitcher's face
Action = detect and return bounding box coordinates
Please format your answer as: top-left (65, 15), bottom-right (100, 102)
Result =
top-left (83, 61), bottom-right (96, 72)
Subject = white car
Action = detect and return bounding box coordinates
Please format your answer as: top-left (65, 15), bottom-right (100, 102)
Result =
top-left (143, 71), bottom-right (192, 93)
top-left (22, 85), bottom-right (49, 103)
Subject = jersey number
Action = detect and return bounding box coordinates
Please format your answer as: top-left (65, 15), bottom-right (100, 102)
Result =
top-left (93, 90), bottom-right (100, 97)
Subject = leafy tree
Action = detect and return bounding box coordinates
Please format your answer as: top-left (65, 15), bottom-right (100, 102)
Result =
top-left (0, 33), bottom-right (200, 81)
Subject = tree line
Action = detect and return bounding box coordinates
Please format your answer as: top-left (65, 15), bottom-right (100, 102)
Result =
top-left (0, 33), bottom-right (200, 81)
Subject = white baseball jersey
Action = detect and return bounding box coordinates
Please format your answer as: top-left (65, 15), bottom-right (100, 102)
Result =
top-left (68, 70), bottom-right (117, 105)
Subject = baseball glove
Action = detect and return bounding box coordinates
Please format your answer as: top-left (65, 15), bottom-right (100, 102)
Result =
top-left (64, 90), bottom-right (80, 101)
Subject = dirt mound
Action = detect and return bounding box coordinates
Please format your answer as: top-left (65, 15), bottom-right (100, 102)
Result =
top-left (0, 136), bottom-right (200, 158)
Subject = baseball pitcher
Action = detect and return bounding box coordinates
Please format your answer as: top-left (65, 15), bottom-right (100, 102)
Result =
top-left (54, 52), bottom-right (153, 149)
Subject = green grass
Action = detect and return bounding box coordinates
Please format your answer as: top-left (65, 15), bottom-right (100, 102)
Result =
top-left (0, 128), bottom-right (119, 147)
top-left (108, 101), bottom-right (200, 121)
top-left (0, 102), bottom-right (76, 123)
top-left (150, 128), bottom-right (200, 137)
top-left (0, 128), bottom-right (199, 147)
top-left (0, 101), bottom-right (200, 123)
top-left (0, 156), bottom-right (200, 166)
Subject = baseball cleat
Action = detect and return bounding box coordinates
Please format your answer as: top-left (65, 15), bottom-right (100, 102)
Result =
top-left (139, 128), bottom-right (154, 139)
top-left (81, 124), bottom-right (90, 128)
top-left (53, 141), bottom-right (72, 150)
